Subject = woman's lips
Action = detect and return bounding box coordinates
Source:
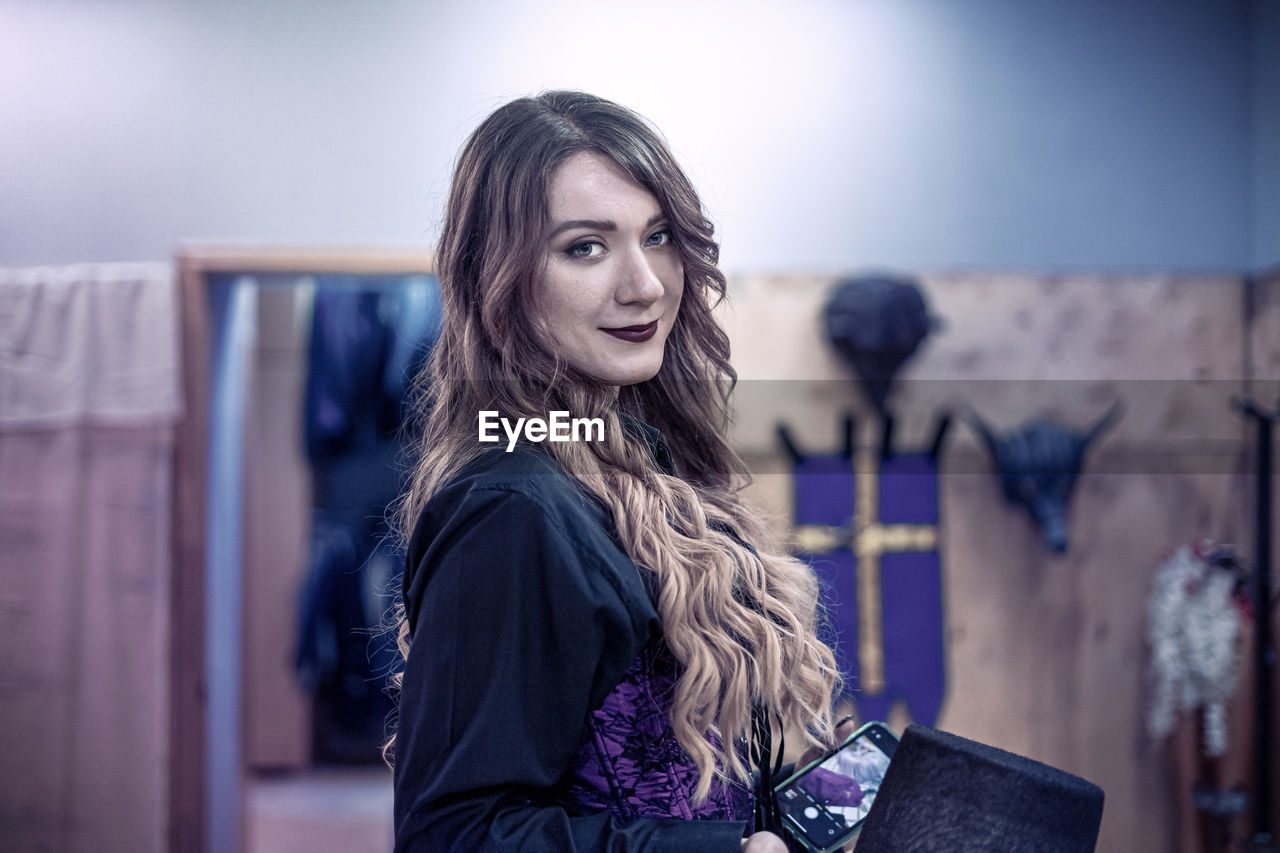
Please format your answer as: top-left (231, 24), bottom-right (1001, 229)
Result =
top-left (602, 321), bottom-right (658, 343)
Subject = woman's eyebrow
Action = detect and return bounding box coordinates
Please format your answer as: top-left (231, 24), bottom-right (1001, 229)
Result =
top-left (547, 212), bottom-right (666, 239)
top-left (548, 219), bottom-right (615, 238)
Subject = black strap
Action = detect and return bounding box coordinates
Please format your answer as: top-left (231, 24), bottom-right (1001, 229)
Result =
top-left (751, 706), bottom-right (787, 833)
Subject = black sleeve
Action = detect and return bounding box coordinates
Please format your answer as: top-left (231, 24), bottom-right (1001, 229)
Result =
top-left (393, 483), bottom-right (750, 853)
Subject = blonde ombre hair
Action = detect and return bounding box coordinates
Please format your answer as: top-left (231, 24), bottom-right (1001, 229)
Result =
top-left (391, 91), bottom-right (840, 799)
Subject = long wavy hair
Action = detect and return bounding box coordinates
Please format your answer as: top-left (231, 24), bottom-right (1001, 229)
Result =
top-left (390, 91), bottom-right (840, 799)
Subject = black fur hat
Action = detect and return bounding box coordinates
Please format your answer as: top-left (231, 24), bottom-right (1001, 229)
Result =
top-left (823, 274), bottom-right (935, 415)
top-left (857, 726), bottom-right (1105, 852)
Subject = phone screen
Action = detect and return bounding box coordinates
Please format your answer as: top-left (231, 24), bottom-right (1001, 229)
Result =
top-left (775, 722), bottom-right (898, 853)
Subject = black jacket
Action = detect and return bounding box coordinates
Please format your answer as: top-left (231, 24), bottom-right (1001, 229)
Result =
top-left (393, 438), bottom-right (752, 852)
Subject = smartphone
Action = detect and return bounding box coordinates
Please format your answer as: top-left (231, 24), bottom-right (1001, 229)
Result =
top-left (773, 721), bottom-right (898, 853)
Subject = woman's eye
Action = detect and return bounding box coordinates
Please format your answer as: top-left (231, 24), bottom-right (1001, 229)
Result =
top-left (647, 229), bottom-right (672, 247)
top-left (567, 240), bottom-right (604, 258)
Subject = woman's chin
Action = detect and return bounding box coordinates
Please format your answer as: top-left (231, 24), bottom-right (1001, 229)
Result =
top-left (586, 357), bottom-right (664, 388)
top-left (609, 366), bottom-right (663, 387)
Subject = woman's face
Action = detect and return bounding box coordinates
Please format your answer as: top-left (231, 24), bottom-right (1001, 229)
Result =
top-left (533, 151), bottom-right (684, 388)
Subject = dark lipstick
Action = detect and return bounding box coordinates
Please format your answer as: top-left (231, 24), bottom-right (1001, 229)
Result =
top-left (602, 321), bottom-right (658, 343)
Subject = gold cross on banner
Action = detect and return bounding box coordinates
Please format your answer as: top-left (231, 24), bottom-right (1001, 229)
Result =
top-left (790, 443), bottom-right (938, 694)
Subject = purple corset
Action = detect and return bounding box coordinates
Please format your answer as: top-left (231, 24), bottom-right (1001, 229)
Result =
top-left (553, 640), bottom-right (756, 827)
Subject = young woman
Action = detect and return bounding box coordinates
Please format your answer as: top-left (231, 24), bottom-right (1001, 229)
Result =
top-left (390, 91), bottom-right (842, 852)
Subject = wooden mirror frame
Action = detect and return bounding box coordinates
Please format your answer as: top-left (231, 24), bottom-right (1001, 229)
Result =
top-left (169, 247), bottom-right (434, 853)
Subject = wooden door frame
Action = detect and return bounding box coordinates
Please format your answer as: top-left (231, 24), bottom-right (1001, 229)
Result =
top-left (169, 246), bottom-right (434, 853)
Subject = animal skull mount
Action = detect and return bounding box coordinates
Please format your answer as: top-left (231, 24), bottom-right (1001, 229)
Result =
top-left (969, 403), bottom-right (1123, 554)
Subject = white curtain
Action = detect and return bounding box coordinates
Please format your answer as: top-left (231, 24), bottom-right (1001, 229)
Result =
top-left (0, 263), bottom-right (180, 853)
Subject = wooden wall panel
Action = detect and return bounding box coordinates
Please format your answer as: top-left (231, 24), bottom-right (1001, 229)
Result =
top-left (725, 272), bottom-right (1260, 853)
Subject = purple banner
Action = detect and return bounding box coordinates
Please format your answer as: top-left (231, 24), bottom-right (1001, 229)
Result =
top-left (793, 450), bottom-right (946, 727)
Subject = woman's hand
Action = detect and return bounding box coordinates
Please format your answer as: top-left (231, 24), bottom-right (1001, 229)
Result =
top-left (741, 830), bottom-right (789, 852)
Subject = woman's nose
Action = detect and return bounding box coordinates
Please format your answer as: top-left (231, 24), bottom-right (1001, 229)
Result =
top-left (614, 248), bottom-right (666, 305)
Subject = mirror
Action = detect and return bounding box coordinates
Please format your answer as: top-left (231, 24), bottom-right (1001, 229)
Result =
top-left (173, 249), bottom-right (436, 853)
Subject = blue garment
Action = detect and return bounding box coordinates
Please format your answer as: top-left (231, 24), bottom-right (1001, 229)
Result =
top-left (296, 276), bottom-right (442, 761)
top-left (304, 277), bottom-right (441, 460)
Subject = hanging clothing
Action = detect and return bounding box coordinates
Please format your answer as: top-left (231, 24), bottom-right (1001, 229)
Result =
top-left (296, 275), bottom-right (441, 762)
